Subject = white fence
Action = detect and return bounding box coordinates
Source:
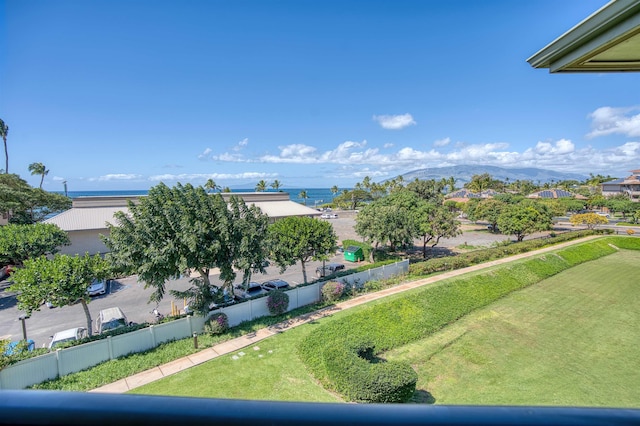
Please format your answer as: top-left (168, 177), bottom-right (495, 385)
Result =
top-left (0, 260), bottom-right (408, 389)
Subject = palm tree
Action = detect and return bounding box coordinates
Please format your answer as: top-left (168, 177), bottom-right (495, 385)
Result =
top-left (298, 190), bottom-right (308, 205)
top-left (255, 180), bottom-right (267, 192)
top-left (222, 186), bottom-right (231, 193)
top-left (447, 176), bottom-right (457, 193)
top-left (28, 162), bottom-right (49, 189)
top-left (270, 179), bottom-right (282, 191)
top-left (0, 119), bottom-right (8, 174)
top-left (330, 185), bottom-right (339, 199)
top-left (204, 179), bottom-right (220, 193)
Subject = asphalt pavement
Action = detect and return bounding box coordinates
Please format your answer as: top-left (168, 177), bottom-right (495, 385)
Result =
top-left (1, 210), bottom-right (634, 349)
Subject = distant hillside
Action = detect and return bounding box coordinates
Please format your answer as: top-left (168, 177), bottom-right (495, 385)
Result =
top-left (396, 165), bottom-right (587, 186)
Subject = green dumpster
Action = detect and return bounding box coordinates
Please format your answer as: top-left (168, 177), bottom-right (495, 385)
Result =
top-left (344, 245), bottom-right (364, 262)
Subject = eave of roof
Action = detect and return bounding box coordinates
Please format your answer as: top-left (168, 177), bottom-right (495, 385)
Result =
top-left (527, 0), bottom-right (640, 72)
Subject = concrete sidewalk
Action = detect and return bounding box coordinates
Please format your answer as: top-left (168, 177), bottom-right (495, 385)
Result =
top-left (90, 236), bottom-right (600, 394)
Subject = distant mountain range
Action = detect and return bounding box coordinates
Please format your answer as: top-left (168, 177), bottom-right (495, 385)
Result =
top-left (396, 165), bottom-right (588, 185)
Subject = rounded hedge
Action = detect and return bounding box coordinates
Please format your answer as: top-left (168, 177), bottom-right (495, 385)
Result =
top-left (204, 312), bottom-right (229, 335)
top-left (267, 289), bottom-right (289, 316)
top-left (321, 281), bottom-right (345, 302)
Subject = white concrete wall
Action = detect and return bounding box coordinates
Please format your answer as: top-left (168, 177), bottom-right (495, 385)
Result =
top-left (0, 260), bottom-right (408, 389)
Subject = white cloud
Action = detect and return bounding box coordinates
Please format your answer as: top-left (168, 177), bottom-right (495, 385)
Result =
top-left (198, 148), bottom-right (212, 160)
top-left (91, 174), bottom-right (142, 182)
top-left (148, 172), bottom-right (277, 182)
top-left (52, 176), bottom-right (65, 182)
top-left (383, 143), bottom-right (394, 148)
top-left (434, 137), bottom-right (451, 147)
top-left (533, 139), bottom-right (575, 155)
top-left (233, 138), bottom-right (249, 151)
top-left (587, 106), bottom-right (640, 138)
top-left (373, 113), bottom-right (416, 130)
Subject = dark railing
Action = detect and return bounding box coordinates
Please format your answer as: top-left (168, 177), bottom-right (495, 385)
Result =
top-left (0, 390), bottom-right (638, 426)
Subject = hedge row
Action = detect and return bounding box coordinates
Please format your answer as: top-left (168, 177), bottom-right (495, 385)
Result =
top-left (408, 229), bottom-right (604, 277)
top-left (298, 236), bottom-right (633, 403)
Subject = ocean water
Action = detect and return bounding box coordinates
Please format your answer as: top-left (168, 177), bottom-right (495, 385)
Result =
top-left (64, 188), bottom-right (341, 208)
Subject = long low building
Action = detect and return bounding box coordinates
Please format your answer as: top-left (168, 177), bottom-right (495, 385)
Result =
top-left (45, 192), bottom-right (321, 255)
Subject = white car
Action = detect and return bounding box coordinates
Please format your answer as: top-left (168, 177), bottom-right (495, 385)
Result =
top-left (87, 279), bottom-right (107, 296)
top-left (49, 327), bottom-right (88, 349)
top-left (321, 213), bottom-right (338, 219)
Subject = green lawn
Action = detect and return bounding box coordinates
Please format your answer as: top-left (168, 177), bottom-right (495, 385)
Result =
top-left (132, 250), bottom-right (640, 407)
top-left (388, 249), bottom-right (640, 407)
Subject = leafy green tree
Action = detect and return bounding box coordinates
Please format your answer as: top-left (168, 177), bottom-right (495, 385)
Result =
top-left (333, 188), bottom-right (371, 210)
top-left (465, 173), bottom-right (499, 193)
top-left (0, 223), bottom-right (69, 266)
top-left (28, 162), bottom-right (49, 189)
top-left (497, 204), bottom-right (552, 242)
top-left (414, 202), bottom-right (461, 258)
top-left (298, 190), bottom-right (308, 205)
top-left (405, 178), bottom-right (445, 204)
top-left (355, 191), bottom-right (418, 260)
top-left (557, 198), bottom-right (586, 215)
top-left (255, 180), bottom-right (268, 192)
top-left (104, 183), bottom-right (269, 314)
top-left (569, 213), bottom-right (608, 230)
top-left (475, 199), bottom-right (507, 232)
top-left (204, 179), bottom-right (220, 193)
top-left (270, 179), bottom-right (282, 191)
top-left (0, 174), bottom-right (71, 223)
top-left (0, 119), bottom-right (8, 174)
top-left (268, 216), bottom-right (337, 284)
top-left (10, 254), bottom-right (108, 335)
top-left (330, 185), bottom-right (339, 200)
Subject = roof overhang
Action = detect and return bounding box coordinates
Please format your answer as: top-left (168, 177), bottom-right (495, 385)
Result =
top-left (528, 0), bottom-right (640, 73)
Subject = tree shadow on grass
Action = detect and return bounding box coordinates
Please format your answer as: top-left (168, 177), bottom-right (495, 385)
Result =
top-left (411, 389), bottom-right (436, 404)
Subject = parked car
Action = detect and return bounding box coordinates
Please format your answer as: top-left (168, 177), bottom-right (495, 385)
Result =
top-left (316, 263), bottom-right (345, 277)
top-left (49, 327), bottom-right (88, 350)
top-left (234, 281), bottom-right (267, 299)
top-left (95, 307), bottom-right (130, 334)
top-left (87, 279), bottom-right (107, 296)
top-left (261, 279), bottom-right (290, 291)
top-left (596, 212), bottom-right (610, 218)
top-left (321, 213), bottom-right (338, 219)
top-left (3, 339), bottom-right (35, 356)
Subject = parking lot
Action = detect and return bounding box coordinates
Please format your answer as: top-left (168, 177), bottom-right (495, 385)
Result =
top-left (1, 210), bottom-right (621, 349)
top-left (0, 223), bottom-right (357, 348)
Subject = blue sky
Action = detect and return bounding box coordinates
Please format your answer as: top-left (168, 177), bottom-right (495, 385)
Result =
top-left (2, 0), bottom-right (639, 191)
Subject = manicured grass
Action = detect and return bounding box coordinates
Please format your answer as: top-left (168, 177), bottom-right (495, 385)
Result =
top-left (129, 318), bottom-right (343, 402)
top-left (387, 249), bottom-right (640, 407)
top-left (133, 249), bottom-right (639, 406)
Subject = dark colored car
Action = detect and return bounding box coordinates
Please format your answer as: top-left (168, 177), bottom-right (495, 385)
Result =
top-left (234, 282), bottom-right (267, 299)
top-left (315, 263), bottom-right (345, 278)
top-left (261, 279), bottom-right (290, 291)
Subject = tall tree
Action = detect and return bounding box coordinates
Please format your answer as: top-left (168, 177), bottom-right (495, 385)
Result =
top-left (475, 199), bottom-right (507, 232)
top-left (0, 119), bottom-right (8, 174)
top-left (414, 202), bottom-right (462, 258)
top-left (255, 180), bottom-right (268, 192)
top-left (204, 179), bottom-right (220, 193)
top-left (497, 204), bottom-right (552, 242)
top-left (270, 179), bottom-right (282, 191)
top-left (28, 162), bottom-right (49, 189)
top-left (330, 185), bottom-right (339, 199)
top-left (298, 190), bottom-right (308, 205)
top-left (10, 254), bottom-right (108, 335)
top-left (268, 216), bottom-right (337, 284)
top-left (0, 223), bottom-right (70, 266)
top-left (0, 174), bottom-right (71, 223)
top-left (104, 183), bottom-right (269, 314)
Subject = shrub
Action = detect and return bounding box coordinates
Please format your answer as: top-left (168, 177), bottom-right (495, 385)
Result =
top-left (267, 290), bottom-right (289, 316)
top-left (321, 281), bottom-right (345, 302)
top-left (299, 235), bottom-right (625, 403)
top-left (204, 312), bottom-right (229, 335)
top-left (323, 338), bottom-right (417, 403)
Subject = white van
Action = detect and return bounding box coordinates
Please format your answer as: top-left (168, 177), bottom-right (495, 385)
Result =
top-left (49, 327), bottom-right (88, 349)
top-left (95, 307), bottom-right (129, 334)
